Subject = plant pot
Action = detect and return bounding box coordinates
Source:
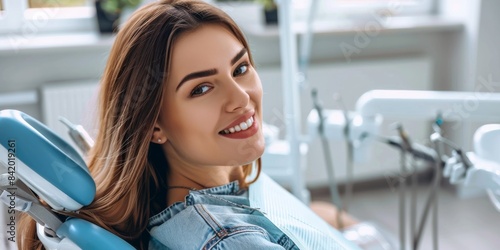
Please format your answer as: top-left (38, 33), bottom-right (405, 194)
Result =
top-left (95, 2), bottom-right (120, 33)
top-left (264, 8), bottom-right (278, 25)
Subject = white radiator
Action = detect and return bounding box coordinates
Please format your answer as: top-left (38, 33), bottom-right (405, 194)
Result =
top-left (41, 81), bottom-right (100, 152)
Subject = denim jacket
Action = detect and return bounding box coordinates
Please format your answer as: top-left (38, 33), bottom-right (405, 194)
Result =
top-left (147, 174), bottom-right (360, 250)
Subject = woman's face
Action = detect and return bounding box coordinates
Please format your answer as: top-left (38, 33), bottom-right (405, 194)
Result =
top-left (156, 24), bottom-right (265, 169)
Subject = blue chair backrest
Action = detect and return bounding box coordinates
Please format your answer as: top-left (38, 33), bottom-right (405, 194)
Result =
top-left (0, 109), bottom-right (135, 250)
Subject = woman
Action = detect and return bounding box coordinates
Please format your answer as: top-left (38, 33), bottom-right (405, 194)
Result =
top-left (18, 0), bottom-right (356, 249)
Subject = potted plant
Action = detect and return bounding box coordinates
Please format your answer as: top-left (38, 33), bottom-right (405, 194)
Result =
top-left (256, 0), bottom-right (278, 25)
top-left (95, 0), bottom-right (142, 33)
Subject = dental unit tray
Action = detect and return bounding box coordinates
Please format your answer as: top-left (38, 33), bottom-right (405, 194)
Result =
top-left (0, 109), bottom-right (134, 250)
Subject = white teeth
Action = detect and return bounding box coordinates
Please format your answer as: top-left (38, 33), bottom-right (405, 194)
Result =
top-left (240, 122), bottom-right (248, 130)
top-left (221, 116), bottom-right (255, 134)
top-left (246, 117), bottom-right (252, 127)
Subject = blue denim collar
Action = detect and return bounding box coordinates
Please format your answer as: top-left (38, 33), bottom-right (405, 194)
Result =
top-left (196, 180), bottom-right (241, 195)
top-left (148, 180), bottom-right (243, 227)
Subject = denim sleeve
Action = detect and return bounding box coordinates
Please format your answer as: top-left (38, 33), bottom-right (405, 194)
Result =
top-left (208, 229), bottom-right (287, 250)
top-left (149, 228), bottom-right (288, 250)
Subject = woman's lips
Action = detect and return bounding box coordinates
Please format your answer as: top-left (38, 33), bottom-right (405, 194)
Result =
top-left (219, 116), bottom-right (258, 139)
top-left (219, 116), bottom-right (254, 134)
top-left (220, 111), bottom-right (255, 132)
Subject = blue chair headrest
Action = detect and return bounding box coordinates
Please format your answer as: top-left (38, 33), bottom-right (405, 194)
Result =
top-left (0, 109), bottom-right (95, 210)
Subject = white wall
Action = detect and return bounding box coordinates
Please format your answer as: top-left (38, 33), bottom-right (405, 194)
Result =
top-left (1, 1), bottom-right (499, 188)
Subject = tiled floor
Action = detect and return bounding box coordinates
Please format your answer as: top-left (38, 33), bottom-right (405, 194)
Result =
top-left (311, 183), bottom-right (500, 250)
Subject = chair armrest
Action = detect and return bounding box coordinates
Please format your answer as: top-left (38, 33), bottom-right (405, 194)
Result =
top-left (57, 218), bottom-right (135, 250)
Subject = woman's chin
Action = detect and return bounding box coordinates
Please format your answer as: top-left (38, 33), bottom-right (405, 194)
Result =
top-left (232, 146), bottom-right (265, 166)
top-left (223, 133), bottom-right (266, 166)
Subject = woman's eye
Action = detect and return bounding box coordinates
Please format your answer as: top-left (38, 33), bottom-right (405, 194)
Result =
top-left (233, 63), bottom-right (248, 77)
top-left (190, 85), bottom-right (212, 97)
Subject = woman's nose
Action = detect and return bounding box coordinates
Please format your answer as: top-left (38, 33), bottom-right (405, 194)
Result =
top-left (223, 78), bottom-right (250, 112)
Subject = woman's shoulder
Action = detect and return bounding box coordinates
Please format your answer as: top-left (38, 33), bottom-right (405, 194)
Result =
top-left (147, 202), bottom-right (290, 249)
top-left (148, 181), bottom-right (248, 227)
top-left (146, 180), bottom-right (296, 249)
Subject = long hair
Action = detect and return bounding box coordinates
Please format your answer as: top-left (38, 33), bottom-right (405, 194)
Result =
top-left (17, 1), bottom-right (261, 249)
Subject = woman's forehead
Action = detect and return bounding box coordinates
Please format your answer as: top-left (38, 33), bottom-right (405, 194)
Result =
top-left (169, 24), bottom-right (244, 73)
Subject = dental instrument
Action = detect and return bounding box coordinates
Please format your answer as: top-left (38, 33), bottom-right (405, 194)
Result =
top-left (376, 135), bottom-right (438, 163)
top-left (411, 153), bottom-right (439, 250)
top-left (333, 94), bottom-right (356, 218)
top-left (377, 126), bottom-right (441, 250)
top-left (307, 89), bottom-right (500, 250)
top-left (396, 123), bottom-right (410, 250)
top-left (458, 125), bottom-right (500, 211)
top-left (58, 116), bottom-right (94, 155)
top-left (311, 88), bottom-right (345, 229)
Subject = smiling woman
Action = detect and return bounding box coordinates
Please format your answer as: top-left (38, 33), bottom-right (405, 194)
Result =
top-left (154, 23), bottom-right (265, 187)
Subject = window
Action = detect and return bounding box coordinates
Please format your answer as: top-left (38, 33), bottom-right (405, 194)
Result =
top-left (294, 0), bottom-right (435, 22)
top-left (328, 0), bottom-right (435, 15)
top-left (0, 0), bottom-right (94, 34)
top-left (29, 0), bottom-right (86, 8)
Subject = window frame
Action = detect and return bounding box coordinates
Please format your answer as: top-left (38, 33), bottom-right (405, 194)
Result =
top-left (327, 0), bottom-right (436, 16)
top-left (0, 0), bottom-right (437, 35)
top-left (0, 0), bottom-right (95, 35)
top-left (293, 0), bottom-right (436, 23)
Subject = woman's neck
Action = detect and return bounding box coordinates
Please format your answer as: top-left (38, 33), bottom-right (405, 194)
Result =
top-left (166, 165), bottom-right (244, 206)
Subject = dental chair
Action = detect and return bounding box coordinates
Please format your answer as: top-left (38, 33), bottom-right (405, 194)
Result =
top-left (0, 109), bottom-right (134, 250)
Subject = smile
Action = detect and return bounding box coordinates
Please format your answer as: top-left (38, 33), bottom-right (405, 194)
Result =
top-left (220, 116), bottom-right (254, 134)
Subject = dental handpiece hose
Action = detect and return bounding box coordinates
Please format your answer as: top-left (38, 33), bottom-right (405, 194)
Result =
top-left (377, 132), bottom-right (443, 249)
top-left (433, 135), bottom-right (473, 172)
top-left (377, 136), bottom-right (438, 164)
top-left (414, 126), bottom-right (445, 250)
top-left (59, 117), bottom-right (95, 155)
top-left (410, 154), bottom-right (418, 250)
top-left (413, 155), bottom-right (443, 250)
top-left (377, 132), bottom-right (443, 250)
top-left (311, 89), bottom-right (344, 230)
top-left (431, 134), bottom-right (443, 250)
top-left (334, 94), bottom-right (354, 215)
top-left (395, 123), bottom-right (409, 250)
top-left (397, 123), bottom-right (417, 250)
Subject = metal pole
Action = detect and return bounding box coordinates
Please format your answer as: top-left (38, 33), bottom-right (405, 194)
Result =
top-left (277, 0), bottom-right (307, 203)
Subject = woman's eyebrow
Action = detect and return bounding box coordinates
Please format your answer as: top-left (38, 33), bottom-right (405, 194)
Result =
top-left (176, 47), bottom-right (248, 92)
top-left (176, 69), bottom-right (217, 92)
top-left (231, 47), bottom-right (247, 65)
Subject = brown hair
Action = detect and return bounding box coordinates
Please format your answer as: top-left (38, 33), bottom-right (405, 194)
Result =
top-left (17, 1), bottom-right (261, 249)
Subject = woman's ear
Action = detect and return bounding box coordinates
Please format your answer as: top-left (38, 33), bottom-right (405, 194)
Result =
top-left (151, 122), bottom-right (167, 144)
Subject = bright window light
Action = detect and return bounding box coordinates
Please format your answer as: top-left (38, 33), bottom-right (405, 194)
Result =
top-left (28, 0), bottom-right (86, 8)
top-left (0, 0), bottom-right (94, 34)
top-left (293, 0), bottom-right (435, 22)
